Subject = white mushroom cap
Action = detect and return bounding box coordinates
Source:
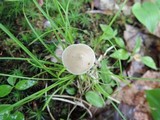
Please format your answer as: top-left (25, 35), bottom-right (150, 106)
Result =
top-left (62, 44), bottom-right (96, 75)
top-left (44, 20), bottom-right (51, 28)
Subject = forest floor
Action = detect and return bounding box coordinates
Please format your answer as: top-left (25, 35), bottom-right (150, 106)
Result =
top-left (0, 0), bottom-right (160, 120)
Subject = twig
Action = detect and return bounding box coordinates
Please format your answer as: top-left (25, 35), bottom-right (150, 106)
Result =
top-left (67, 105), bottom-right (77, 120)
top-left (52, 96), bottom-right (92, 117)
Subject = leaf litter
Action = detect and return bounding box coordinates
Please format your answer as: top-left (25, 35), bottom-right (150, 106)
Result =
top-left (115, 71), bottom-right (160, 120)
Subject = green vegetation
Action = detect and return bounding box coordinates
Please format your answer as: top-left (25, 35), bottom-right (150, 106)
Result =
top-left (0, 0), bottom-right (159, 119)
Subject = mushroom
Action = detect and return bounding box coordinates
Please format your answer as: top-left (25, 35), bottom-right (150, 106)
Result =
top-left (43, 20), bottom-right (51, 28)
top-left (62, 44), bottom-right (96, 75)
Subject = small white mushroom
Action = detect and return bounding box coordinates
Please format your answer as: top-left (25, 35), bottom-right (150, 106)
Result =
top-left (62, 44), bottom-right (96, 75)
top-left (44, 20), bottom-right (51, 28)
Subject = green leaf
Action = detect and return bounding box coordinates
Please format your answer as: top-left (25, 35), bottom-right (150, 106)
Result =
top-left (0, 104), bottom-right (13, 120)
top-left (141, 56), bottom-right (157, 70)
top-left (15, 80), bottom-right (37, 90)
top-left (146, 89), bottom-right (160, 120)
top-left (85, 91), bottom-right (104, 107)
top-left (114, 37), bottom-right (125, 49)
top-left (110, 49), bottom-right (130, 60)
top-left (66, 87), bottom-right (76, 95)
top-left (1, 111), bottom-right (24, 120)
top-left (9, 111), bottom-right (25, 120)
top-left (100, 24), bottom-right (113, 32)
top-left (101, 84), bottom-right (113, 95)
top-left (0, 85), bottom-right (13, 97)
top-left (7, 69), bottom-right (23, 86)
top-left (100, 24), bottom-right (117, 40)
top-left (100, 60), bottom-right (111, 83)
top-left (132, 2), bottom-right (160, 33)
top-left (133, 37), bottom-right (142, 53)
top-left (0, 104), bottom-right (12, 115)
top-left (7, 76), bottom-right (17, 86)
top-left (0, 104), bottom-right (24, 120)
top-left (156, 0), bottom-right (160, 8)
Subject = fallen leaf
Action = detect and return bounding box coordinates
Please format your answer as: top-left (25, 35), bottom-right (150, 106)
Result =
top-left (122, 5), bottom-right (132, 16)
top-left (88, 0), bottom-right (119, 15)
top-left (115, 71), bottom-right (160, 120)
top-left (94, 0), bottom-right (118, 10)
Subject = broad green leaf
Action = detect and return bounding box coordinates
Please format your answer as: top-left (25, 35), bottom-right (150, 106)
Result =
top-left (66, 87), bottom-right (76, 95)
top-left (7, 76), bottom-right (17, 86)
top-left (0, 85), bottom-right (13, 97)
top-left (110, 80), bottom-right (116, 87)
top-left (132, 2), bottom-right (160, 33)
top-left (15, 80), bottom-right (37, 90)
top-left (146, 89), bottom-right (160, 120)
top-left (0, 113), bottom-right (9, 120)
top-left (156, 0), bottom-right (160, 8)
top-left (85, 91), bottom-right (104, 107)
top-left (114, 37), bottom-right (125, 49)
top-left (100, 24), bottom-right (117, 40)
top-left (101, 85), bottom-right (113, 95)
top-left (141, 56), bottom-right (157, 70)
top-left (110, 49), bottom-right (130, 60)
top-left (1, 111), bottom-right (24, 120)
top-left (100, 60), bottom-right (111, 83)
top-left (7, 69), bottom-right (23, 86)
top-left (9, 111), bottom-right (25, 120)
top-left (100, 24), bottom-right (113, 32)
top-left (0, 104), bottom-right (12, 120)
top-left (0, 104), bottom-right (12, 115)
top-left (133, 37), bottom-right (142, 53)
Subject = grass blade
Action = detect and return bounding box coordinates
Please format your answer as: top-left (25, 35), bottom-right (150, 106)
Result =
top-left (0, 23), bottom-right (56, 77)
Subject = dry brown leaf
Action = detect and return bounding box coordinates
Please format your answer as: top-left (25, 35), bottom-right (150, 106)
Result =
top-left (88, 0), bottom-right (119, 15)
top-left (114, 71), bottom-right (160, 120)
top-left (94, 0), bottom-right (118, 10)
